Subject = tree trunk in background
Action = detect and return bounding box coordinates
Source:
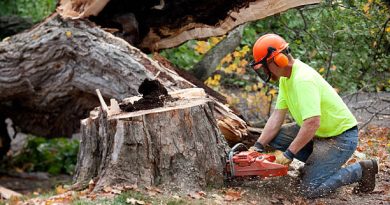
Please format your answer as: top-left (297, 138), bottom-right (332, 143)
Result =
top-left (192, 24), bottom-right (246, 81)
top-left (73, 90), bottom-right (229, 191)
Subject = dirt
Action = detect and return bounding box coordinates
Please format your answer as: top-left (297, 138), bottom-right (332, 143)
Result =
top-left (119, 78), bottom-right (175, 112)
top-left (230, 168), bottom-right (390, 205)
top-left (5, 167), bottom-right (388, 204)
top-left (1, 90), bottom-right (389, 204)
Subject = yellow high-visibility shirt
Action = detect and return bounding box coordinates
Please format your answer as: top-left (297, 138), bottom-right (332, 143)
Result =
top-left (276, 59), bottom-right (357, 137)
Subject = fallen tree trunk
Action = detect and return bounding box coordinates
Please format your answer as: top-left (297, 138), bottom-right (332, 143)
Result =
top-left (74, 86), bottom-right (229, 191)
top-left (57, 0), bottom-right (320, 51)
top-left (0, 14), bottom-right (193, 138)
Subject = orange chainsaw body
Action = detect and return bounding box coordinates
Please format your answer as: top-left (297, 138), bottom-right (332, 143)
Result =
top-left (226, 150), bottom-right (288, 178)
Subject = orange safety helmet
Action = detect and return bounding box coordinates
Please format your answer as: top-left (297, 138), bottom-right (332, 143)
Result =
top-left (252, 34), bottom-right (289, 68)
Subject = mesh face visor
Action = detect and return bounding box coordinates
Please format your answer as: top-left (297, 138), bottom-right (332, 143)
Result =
top-left (250, 47), bottom-right (277, 83)
top-left (249, 61), bottom-right (271, 82)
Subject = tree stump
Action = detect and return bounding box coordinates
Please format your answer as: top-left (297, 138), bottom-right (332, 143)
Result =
top-left (74, 87), bottom-right (230, 191)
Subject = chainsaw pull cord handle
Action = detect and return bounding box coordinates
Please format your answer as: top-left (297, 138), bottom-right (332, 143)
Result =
top-left (228, 143), bottom-right (248, 177)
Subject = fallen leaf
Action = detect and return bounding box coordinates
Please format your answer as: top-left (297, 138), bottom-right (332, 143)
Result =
top-left (8, 195), bottom-right (20, 205)
top-left (103, 186), bottom-right (112, 193)
top-left (127, 198), bottom-right (137, 204)
top-left (124, 184), bottom-right (138, 190)
top-left (55, 185), bottom-right (67, 194)
top-left (356, 146), bottom-right (365, 152)
top-left (224, 188), bottom-right (241, 201)
top-left (145, 186), bottom-right (162, 196)
top-left (88, 179), bottom-right (95, 192)
top-left (197, 191), bottom-right (207, 197)
top-left (188, 192), bottom-right (204, 199)
top-left (111, 188), bottom-right (122, 195)
top-left (126, 198), bottom-right (145, 205)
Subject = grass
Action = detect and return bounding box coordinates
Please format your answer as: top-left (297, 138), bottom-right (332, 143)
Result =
top-left (0, 0), bottom-right (57, 23)
top-left (72, 190), bottom-right (189, 205)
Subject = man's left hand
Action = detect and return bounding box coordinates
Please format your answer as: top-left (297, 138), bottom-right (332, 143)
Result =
top-left (274, 150), bottom-right (292, 166)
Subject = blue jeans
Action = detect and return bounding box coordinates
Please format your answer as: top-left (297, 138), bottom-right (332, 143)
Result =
top-left (269, 123), bottom-right (362, 198)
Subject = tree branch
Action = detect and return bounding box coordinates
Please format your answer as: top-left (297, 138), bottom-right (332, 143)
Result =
top-left (192, 24), bottom-right (246, 81)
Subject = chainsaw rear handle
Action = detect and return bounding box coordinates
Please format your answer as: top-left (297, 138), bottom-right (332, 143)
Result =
top-left (230, 143), bottom-right (248, 153)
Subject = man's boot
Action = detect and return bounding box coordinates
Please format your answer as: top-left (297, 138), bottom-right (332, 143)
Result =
top-left (353, 159), bottom-right (378, 194)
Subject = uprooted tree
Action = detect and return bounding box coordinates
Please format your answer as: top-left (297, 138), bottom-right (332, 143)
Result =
top-left (0, 0), bottom-right (320, 190)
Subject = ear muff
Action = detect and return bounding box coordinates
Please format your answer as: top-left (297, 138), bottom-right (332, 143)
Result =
top-left (274, 53), bottom-right (289, 68)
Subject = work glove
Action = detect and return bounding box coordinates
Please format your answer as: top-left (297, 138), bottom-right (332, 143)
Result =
top-left (249, 141), bottom-right (265, 153)
top-left (274, 150), bottom-right (294, 166)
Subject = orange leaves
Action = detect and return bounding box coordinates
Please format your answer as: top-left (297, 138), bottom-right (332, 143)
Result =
top-left (221, 54), bottom-right (233, 64)
top-left (194, 41), bottom-right (211, 54)
top-left (348, 126), bottom-right (390, 169)
top-left (194, 36), bottom-right (225, 54)
top-left (210, 36), bottom-right (223, 45)
top-left (363, 3), bottom-right (370, 14)
top-left (204, 74), bottom-right (221, 87)
top-left (187, 191), bottom-right (206, 199)
top-left (218, 45), bottom-right (251, 76)
top-left (223, 188), bottom-right (242, 201)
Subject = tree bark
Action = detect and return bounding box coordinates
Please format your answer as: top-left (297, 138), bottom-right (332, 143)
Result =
top-left (0, 14), bottom-right (193, 138)
top-left (0, 13), bottom-right (250, 147)
top-left (73, 91), bottom-right (229, 191)
top-left (57, 0), bottom-right (321, 51)
top-left (192, 24), bottom-right (246, 81)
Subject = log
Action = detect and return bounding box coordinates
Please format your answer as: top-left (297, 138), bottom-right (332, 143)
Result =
top-left (0, 186), bottom-right (22, 200)
top-left (0, 14), bottom-right (193, 138)
top-left (73, 87), bottom-right (229, 191)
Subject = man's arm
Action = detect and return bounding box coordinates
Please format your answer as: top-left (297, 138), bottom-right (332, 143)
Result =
top-left (257, 109), bottom-right (287, 146)
top-left (288, 116), bottom-right (320, 155)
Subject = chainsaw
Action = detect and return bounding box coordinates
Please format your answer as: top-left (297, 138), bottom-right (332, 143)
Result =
top-left (226, 143), bottom-right (288, 178)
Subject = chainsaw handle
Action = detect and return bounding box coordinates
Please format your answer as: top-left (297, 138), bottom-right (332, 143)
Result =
top-left (227, 143), bottom-right (248, 177)
top-left (230, 143), bottom-right (248, 153)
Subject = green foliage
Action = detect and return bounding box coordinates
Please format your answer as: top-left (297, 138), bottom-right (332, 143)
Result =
top-left (160, 0), bottom-right (390, 94)
top-left (255, 0), bottom-right (390, 93)
top-left (11, 136), bottom-right (79, 175)
top-left (0, 0), bottom-right (57, 23)
top-left (160, 40), bottom-right (204, 71)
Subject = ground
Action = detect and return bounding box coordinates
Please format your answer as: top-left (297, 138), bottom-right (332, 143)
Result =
top-left (0, 125), bottom-right (389, 205)
top-left (0, 92), bottom-right (389, 204)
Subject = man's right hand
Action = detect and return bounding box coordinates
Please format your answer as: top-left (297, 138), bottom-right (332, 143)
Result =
top-left (249, 141), bottom-right (265, 153)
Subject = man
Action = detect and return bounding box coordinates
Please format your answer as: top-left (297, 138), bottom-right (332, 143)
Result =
top-left (249, 33), bottom-right (378, 198)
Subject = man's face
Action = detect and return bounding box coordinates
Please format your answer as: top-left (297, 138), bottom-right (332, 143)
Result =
top-left (266, 60), bottom-right (280, 81)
